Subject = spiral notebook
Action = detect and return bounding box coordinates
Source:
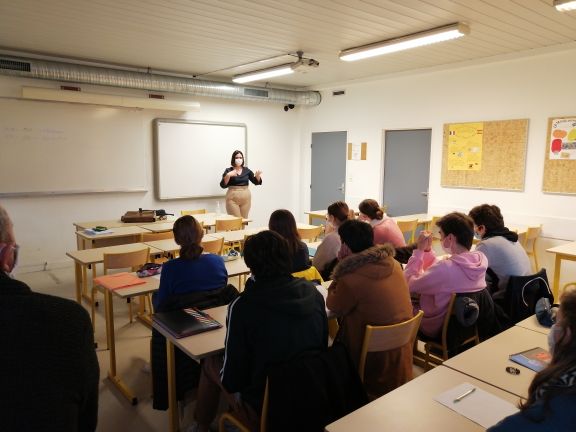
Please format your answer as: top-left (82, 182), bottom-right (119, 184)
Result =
top-left (153, 307), bottom-right (222, 338)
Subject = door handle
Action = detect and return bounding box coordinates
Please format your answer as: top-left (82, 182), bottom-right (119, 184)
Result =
top-left (338, 183), bottom-right (345, 192)
top-left (421, 191), bottom-right (429, 197)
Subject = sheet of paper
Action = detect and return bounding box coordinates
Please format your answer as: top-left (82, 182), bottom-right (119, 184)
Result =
top-left (434, 382), bottom-right (519, 428)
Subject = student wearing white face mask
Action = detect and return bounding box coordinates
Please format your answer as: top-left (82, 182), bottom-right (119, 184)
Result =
top-left (220, 149), bottom-right (262, 218)
top-left (489, 288), bottom-right (576, 431)
top-left (404, 212), bottom-right (489, 338)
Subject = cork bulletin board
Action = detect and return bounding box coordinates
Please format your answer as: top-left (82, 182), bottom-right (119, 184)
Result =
top-left (441, 119), bottom-right (529, 191)
top-left (542, 116), bottom-right (576, 194)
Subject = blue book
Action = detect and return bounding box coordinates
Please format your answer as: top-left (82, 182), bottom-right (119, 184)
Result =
top-left (308, 246), bottom-right (317, 257)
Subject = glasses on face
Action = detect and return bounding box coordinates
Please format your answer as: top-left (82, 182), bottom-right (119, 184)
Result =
top-left (0, 243), bottom-right (19, 261)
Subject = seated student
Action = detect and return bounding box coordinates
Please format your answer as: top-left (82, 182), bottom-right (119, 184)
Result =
top-left (0, 205), bottom-right (99, 431)
top-left (313, 200), bottom-right (350, 280)
top-left (488, 287), bottom-right (576, 431)
top-left (327, 220), bottom-right (413, 398)
top-left (152, 215), bottom-right (228, 311)
top-left (358, 198), bottom-right (406, 248)
top-left (404, 212), bottom-right (488, 339)
top-left (268, 209), bottom-right (310, 273)
top-left (192, 231), bottom-right (328, 431)
top-left (468, 204), bottom-right (531, 296)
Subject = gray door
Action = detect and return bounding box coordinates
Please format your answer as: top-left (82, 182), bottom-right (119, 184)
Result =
top-left (311, 131), bottom-right (347, 212)
top-left (383, 129), bottom-right (431, 216)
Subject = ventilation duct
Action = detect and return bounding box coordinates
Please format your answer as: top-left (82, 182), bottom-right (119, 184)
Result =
top-left (0, 55), bottom-right (321, 106)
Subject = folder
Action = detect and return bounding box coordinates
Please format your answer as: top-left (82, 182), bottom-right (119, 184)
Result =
top-left (153, 307), bottom-right (222, 338)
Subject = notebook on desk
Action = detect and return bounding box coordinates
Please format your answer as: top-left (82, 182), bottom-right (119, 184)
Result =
top-left (153, 307), bottom-right (222, 339)
top-left (509, 347), bottom-right (551, 372)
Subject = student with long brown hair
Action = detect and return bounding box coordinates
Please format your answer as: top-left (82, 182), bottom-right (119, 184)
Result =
top-left (268, 209), bottom-right (309, 273)
top-left (153, 215), bottom-right (228, 310)
top-left (489, 287), bottom-right (576, 431)
top-left (313, 200), bottom-right (350, 280)
top-left (358, 199), bottom-right (405, 248)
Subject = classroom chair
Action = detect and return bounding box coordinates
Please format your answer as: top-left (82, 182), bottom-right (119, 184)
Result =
top-left (521, 224), bottom-right (542, 272)
top-left (504, 268), bottom-right (553, 325)
top-left (201, 236), bottom-right (225, 255)
top-left (297, 225), bottom-right (323, 242)
top-left (91, 247), bottom-right (150, 330)
top-left (396, 218), bottom-right (419, 243)
top-left (358, 310), bottom-right (423, 387)
top-left (415, 293), bottom-right (480, 370)
top-left (219, 380), bottom-right (269, 432)
top-left (180, 209), bottom-right (207, 216)
top-left (215, 217), bottom-right (243, 232)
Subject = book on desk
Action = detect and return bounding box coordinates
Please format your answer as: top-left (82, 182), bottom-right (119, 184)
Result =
top-left (509, 347), bottom-right (551, 372)
top-left (153, 307), bottom-right (222, 338)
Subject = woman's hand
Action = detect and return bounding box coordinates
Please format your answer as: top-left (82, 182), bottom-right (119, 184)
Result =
top-left (416, 231), bottom-right (433, 252)
top-left (255, 170), bottom-right (262, 181)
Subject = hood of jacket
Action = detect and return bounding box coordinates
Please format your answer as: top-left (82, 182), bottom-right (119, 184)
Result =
top-left (449, 250), bottom-right (488, 281)
top-left (331, 244), bottom-right (396, 281)
top-left (242, 275), bottom-right (320, 317)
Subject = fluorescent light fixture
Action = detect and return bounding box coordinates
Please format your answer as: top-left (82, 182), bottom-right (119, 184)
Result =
top-left (232, 63), bottom-right (296, 84)
top-left (339, 22), bottom-right (470, 62)
top-left (554, 0), bottom-right (576, 11)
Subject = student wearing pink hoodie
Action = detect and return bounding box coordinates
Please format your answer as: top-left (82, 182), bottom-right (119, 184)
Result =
top-left (404, 212), bottom-right (488, 338)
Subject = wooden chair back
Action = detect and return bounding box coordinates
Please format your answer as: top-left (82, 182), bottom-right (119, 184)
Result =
top-left (201, 236), bottom-right (225, 255)
top-left (140, 230), bottom-right (174, 242)
top-left (103, 247), bottom-right (150, 273)
top-left (219, 379), bottom-right (269, 432)
top-left (396, 218), bottom-right (419, 243)
top-left (180, 209), bottom-right (207, 216)
top-left (419, 293), bottom-right (480, 369)
top-left (215, 217), bottom-right (243, 232)
top-left (297, 225), bottom-right (323, 242)
top-left (522, 225), bottom-right (542, 272)
top-left (358, 310), bottom-right (423, 382)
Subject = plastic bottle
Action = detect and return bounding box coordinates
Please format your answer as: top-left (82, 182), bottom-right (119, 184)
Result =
top-left (216, 201), bottom-right (221, 215)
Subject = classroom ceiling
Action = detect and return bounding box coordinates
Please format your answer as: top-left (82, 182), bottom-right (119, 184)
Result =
top-left (0, 0), bottom-right (575, 90)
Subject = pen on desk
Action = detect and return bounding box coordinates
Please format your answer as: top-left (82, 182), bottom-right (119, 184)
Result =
top-left (453, 387), bottom-right (476, 403)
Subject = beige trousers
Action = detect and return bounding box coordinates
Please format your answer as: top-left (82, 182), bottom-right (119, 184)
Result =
top-left (226, 186), bottom-right (251, 218)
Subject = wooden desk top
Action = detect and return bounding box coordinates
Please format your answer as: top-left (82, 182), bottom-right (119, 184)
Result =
top-left (76, 225), bottom-right (150, 240)
top-left (547, 240), bottom-right (576, 257)
top-left (443, 326), bottom-right (547, 399)
top-left (74, 217), bottom-right (176, 230)
top-left (153, 305), bottom-right (228, 361)
top-left (66, 243), bottom-right (162, 266)
top-left (515, 315), bottom-right (551, 335)
top-left (325, 366), bottom-right (521, 432)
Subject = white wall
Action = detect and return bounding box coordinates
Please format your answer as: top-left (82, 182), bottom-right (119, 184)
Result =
top-left (300, 47), bottom-right (576, 238)
top-left (0, 76), bottom-right (302, 272)
top-left (299, 46), bottom-right (576, 290)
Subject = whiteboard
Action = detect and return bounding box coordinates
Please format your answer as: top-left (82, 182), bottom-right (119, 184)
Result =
top-left (0, 98), bottom-right (147, 196)
top-left (154, 119), bottom-right (247, 200)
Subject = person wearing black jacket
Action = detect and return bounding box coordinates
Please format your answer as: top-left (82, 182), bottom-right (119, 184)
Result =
top-left (0, 205), bottom-right (99, 431)
top-left (193, 230), bottom-right (328, 431)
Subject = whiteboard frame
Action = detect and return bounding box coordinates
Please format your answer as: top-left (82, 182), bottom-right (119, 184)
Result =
top-left (153, 119), bottom-right (248, 200)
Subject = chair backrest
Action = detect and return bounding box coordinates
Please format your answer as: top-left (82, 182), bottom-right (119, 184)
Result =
top-left (521, 225), bottom-right (542, 272)
top-left (140, 230), bottom-right (174, 242)
top-left (505, 268), bottom-right (553, 324)
top-left (215, 217), bottom-right (243, 232)
top-left (358, 310), bottom-right (423, 382)
top-left (292, 265), bottom-right (324, 283)
top-left (201, 236), bottom-right (224, 255)
top-left (180, 209), bottom-right (206, 216)
top-left (103, 247), bottom-right (150, 273)
top-left (430, 215), bottom-right (442, 240)
top-left (396, 219), bottom-right (419, 243)
top-left (297, 225), bottom-right (323, 242)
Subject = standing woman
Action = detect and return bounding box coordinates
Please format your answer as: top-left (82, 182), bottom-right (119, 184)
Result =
top-left (220, 150), bottom-right (262, 218)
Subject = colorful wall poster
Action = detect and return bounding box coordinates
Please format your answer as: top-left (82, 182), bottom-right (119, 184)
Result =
top-left (447, 122), bottom-right (483, 171)
top-left (549, 118), bottom-right (576, 160)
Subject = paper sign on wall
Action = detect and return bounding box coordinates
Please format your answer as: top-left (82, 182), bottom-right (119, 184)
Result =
top-left (348, 142), bottom-right (367, 160)
top-left (447, 122), bottom-right (483, 171)
top-left (549, 118), bottom-right (576, 160)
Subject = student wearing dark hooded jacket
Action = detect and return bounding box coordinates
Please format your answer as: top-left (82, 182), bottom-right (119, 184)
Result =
top-left (192, 230), bottom-right (328, 432)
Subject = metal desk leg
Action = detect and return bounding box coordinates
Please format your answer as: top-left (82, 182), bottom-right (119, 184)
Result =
top-left (166, 340), bottom-right (179, 432)
top-left (104, 289), bottom-right (138, 405)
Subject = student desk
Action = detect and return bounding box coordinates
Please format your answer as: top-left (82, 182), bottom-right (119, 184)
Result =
top-left (66, 243), bottom-right (162, 304)
top-left (139, 213), bottom-right (252, 233)
top-left (218, 223), bottom-right (318, 244)
top-left (153, 305), bottom-right (228, 432)
top-left (325, 365), bottom-right (522, 432)
top-left (99, 275), bottom-right (160, 405)
top-left (547, 240), bottom-right (576, 300)
top-left (142, 234), bottom-right (222, 256)
top-left (75, 226), bottom-right (150, 249)
top-left (443, 326), bottom-right (547, 399)
top-left (305, 209), bottom-right (328, 225)
top-left (515, 315), bottom-right (551, 335)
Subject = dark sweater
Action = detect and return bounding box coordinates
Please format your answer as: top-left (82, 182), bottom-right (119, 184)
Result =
top-left (0, 271), bottom-right (99, 431)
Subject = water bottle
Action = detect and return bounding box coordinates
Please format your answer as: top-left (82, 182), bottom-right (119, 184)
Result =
top-left (216, 201), bottom-right (221, 215)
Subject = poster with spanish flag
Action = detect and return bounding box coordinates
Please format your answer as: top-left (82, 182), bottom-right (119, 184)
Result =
top-left (447, 122), bottom-right (483, 171)
top-left (549, 118), bottom-right (576, 160)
